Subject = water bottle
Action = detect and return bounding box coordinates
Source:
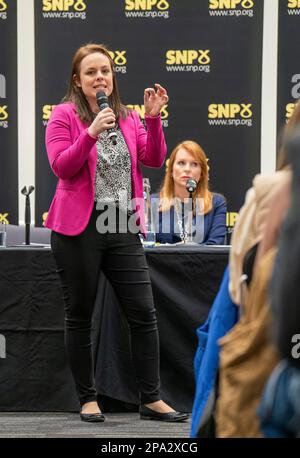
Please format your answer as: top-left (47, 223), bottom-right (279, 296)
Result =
top-left (142, 178), bottom-right (155, 247)
top-left (0, 221), bottom-right (7, 248)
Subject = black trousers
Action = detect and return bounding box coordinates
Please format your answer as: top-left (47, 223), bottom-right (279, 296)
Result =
top-left (51, 205), bottom-right (160, 407)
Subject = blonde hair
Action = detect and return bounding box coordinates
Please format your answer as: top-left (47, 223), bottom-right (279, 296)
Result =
top-left (159, 140), bottom-right (213, 214)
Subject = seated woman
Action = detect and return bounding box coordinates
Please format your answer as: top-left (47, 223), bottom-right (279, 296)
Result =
top-left (151, 140), bottom-right (227, 244)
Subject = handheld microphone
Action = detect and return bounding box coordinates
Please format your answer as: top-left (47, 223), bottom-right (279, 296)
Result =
top-left (186, 178), bottom-right (197, 193)
top-left (96, 91), bottom-right (117, 145)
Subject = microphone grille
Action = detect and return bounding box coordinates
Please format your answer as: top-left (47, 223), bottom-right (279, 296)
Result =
top-left (96, 91), bottom-right (107, 104)
top-left (186, 178), bottom-right (197, 192)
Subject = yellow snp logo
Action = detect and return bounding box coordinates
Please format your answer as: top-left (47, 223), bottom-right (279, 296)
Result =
top-left (166, 50), bottom-right (210, 65)
top-left (0, 1), bottom-right (7, 12)
top-left (42, 212), bottom-right (49, 225)
top-left (127, 104), bottom-right (168, 120)
top-left (0, 213), bottom-right (9, 224)
top-left (286, 103), bottom-right (296, 120)
top-left (288, 0), bottom-right (300, 7)
top-left (226, 212), bottom-right (238, 227)
top-left (125, 0), bottom-right (169, 10)
top-left (209, 0), bottom-right (254, 9)
top-left (108, 51), bottom-right (127, 66)
top-left (0, 105), bottom-right (8, 120)
top-left (42, 0), bottom-right (86, 11)
top-left (43, 105), bottom-right (56, 120)
top-left (208, 104), bottom-right (252, 119)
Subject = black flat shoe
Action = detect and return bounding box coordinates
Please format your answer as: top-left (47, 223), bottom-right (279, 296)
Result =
top-left (80, 411), bottom-right (105, 423)
top-left (140, 405), bottom-right (189, 422)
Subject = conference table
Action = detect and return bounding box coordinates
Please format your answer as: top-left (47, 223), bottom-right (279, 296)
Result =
top-left (0, 245), bottom-right (229, 412)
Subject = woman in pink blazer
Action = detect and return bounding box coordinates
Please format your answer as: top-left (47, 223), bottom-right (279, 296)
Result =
top-left (46, 43), bottom-right (188, 423)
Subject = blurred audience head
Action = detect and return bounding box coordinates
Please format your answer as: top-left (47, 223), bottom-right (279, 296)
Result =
top-left (278, 100), bottom-right (300, 170)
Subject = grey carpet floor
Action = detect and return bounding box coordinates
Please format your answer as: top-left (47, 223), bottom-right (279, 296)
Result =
top-left (0, 413), bottom-right (191, 438)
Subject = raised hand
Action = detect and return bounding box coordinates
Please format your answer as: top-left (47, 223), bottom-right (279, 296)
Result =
top-left (144, 83), bottom-right (169, 117)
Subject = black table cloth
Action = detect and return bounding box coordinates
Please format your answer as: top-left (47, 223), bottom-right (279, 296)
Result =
top-left (0, 246), bottom-right (228, 412)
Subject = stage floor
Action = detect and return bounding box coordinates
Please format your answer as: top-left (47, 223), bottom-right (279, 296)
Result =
top-left (0, 412), bottom-right (191, 438)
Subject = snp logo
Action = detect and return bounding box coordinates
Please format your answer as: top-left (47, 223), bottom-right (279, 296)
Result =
top-left (226, 212), bottom-right (238, 227)
top-left (42, 0), bottom-right (86, 19)
top-left (42, 105), bottom-right (56, 126)
top-left (108, 51), bottom-right (127, 74)
top-left (42, 212), bottom-right (49, 226)
top-left (166, 50), bottom-right (211, 73)
top-left (209, 0), bottom-right (254, 17)
top-left (287, 0), bottom-right (300, 14)
top-left (0, 0), bottom-right (7, 19)
top-left (209, 0), bottom-right (254, 7)
top-left (0, 104), bottom-right (8, 129)
top-left (0, 213), bottom-right (9, 224)
top-left (0, 0), bottom-right (7, 10)
top-left (127, 104), bottom-right (169, 127)
top-left (286, 103), bottom-right (296, 122)
top-left (125, 0), bottom-right (169, 10)
top-left (125, 0), bottom-right (170, 19)
top-left (42, 0), bottom-right (86, 10)
top-left (0, 334), bottom-right (6, 359)
top-left (208, 103), bottom-right (253, 127)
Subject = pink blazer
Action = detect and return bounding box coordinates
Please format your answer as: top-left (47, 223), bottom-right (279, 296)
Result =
top-left (45, 102), bottom-right (167, 235)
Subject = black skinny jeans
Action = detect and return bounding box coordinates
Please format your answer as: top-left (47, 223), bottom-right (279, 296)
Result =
top-left (51, 205), bottom-right (161, 407)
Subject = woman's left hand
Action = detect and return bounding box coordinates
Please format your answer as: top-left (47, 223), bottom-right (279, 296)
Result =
top-left (144, 83), bottom-right (169, 117)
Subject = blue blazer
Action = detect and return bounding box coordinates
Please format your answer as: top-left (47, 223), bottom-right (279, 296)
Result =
top-left (151, 193), bottom-right (227, 245)
top-left (190, 267), bottom-right (238, 437)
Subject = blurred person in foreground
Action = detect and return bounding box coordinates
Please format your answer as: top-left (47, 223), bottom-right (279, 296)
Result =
top-left (215, 103), bottom-right (300, 438)
top-left (257, 128), bottom-right (300, 438)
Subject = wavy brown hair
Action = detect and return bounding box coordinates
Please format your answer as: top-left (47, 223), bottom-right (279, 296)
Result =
top-left (159, 140), bottom-right (213, 215)
top-left (62, 43), bottom-right (128, 124)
